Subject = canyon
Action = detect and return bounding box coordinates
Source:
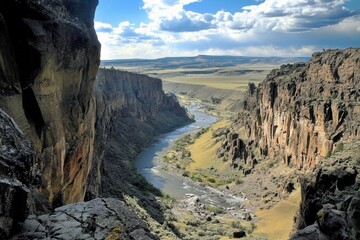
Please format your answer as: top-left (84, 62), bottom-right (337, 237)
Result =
top-left (0, 1), bottom-right (189, 239)
top-left (215, 49), bottom-right (360, 239)
top-left (0, 0), bottom-right (359, 239)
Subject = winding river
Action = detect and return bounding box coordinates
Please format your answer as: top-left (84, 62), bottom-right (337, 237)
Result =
top-left (135, 104), bottom-right (244, 208)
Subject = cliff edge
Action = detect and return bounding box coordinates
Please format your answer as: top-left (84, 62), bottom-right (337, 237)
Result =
top-left (0, 0), bottom-right (101, 206)
top-left (219, 49), bottom-right (360, 170)
top-left (86, 68), bottom-right (192, 221)
top-left (217, 48), bottom-right (360, 239)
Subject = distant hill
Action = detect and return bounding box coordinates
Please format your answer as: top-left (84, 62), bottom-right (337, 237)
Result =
top-left (101, 55), bottom-right (310, 69)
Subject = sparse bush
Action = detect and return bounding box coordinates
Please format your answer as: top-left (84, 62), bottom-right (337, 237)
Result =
top-left (182, 171), bottom-right (190, 177)
top-left (235, 179), bottom-right (243, 185)
top-left (335, 142), bottom-right (344, 152)
top-left (185, 217), bottom-right (201, 226)
top-left (208, 178), bottom-right (216, 183)
top-left (205, 205), bottom-right (226, 214)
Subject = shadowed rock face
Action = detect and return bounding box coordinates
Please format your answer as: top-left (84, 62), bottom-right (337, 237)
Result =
top-left (86, 68), bottom-right (191, 222)
top-left (291, 141), bottom-right (360, 240)
top-left (0, 109), bottom-right (38, 238)
top-left (0, 0), bottom-right (100, 205)
top-left (219, 49), bottom-right (360, 171)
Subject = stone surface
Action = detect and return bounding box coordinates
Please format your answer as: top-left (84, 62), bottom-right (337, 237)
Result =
top-left (0, 109), bottom-right (38, 238)
top-left (0, 0), bottom-right (101, 205)
top-left (12, 198), bottom-right (158, 240)
top-left (292, 141), bottom-right (360, 239)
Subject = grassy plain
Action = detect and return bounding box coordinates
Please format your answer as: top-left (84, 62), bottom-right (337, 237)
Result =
top-left (115, 63), bottom-right (278, 91)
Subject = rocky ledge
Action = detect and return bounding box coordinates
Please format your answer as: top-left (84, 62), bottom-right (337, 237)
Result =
top-left (12, 198), bottom-right (158, 240)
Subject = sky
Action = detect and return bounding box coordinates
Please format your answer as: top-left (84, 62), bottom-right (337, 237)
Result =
top-left (95, 0), bottom-right (360, 59)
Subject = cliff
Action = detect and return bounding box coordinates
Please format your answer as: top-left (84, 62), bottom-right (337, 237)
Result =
top-left (86, 68), bottom-right (191, 220)
top-left (0, 109), bottom-right (38, 238)
top-left (218, 49), bottom-right (360, 171)
top-left (0, 0), bottom-right (100, 206)
top-left (292, 141), bottom-right (360, 240)
top-left (216, 49), bottom-right (360, 239)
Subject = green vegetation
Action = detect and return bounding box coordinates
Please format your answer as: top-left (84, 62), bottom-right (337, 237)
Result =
top-left (335, 142), bottom-right (344, 153)
top-left (204, 204), bottom-right (226, 214)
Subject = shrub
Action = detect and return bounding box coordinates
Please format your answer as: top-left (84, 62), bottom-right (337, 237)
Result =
top-left (335, 142), bottom-right (344, 152)
top-left (235, 179), bottom-right (243, 185)
top-left (208, 178), bottom-right (216, 183)
top-left (182, 171), bottom-right (190, 177)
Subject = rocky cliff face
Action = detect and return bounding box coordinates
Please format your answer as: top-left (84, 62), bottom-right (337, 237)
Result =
top-left (218, 49), bottom-right (360, 171)
top-left (217, 49), bottom-right (360, 239)
top-left (0, 109), bottom-right (38, 237)
top-left (0, 0), bottom-right (100, 205)
top-left (86, 69), bottom-right (191, 210)
top-left (291, 141), bottom-right (360, 240)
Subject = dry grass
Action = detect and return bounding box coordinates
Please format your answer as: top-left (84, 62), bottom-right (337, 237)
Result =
top-left (115, 63), bottom-right (278, 91)
top-left (187, 120), bottom-right (231, 172)
top-left (253, 188), bottom-right (301, 240)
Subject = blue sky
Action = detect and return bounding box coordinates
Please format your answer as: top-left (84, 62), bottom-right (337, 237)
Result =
top-left (95, 0), bottom-right (360, 59)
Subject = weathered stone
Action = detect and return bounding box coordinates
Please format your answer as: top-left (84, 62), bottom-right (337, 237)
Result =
top-left (317, 209), bottom-right (350, 239)
top-left (221, 49), bottom-right (360, 170)
top-left (347, 195), bottom-right (360, 239)
top-left (12, 198), bottom-right (159, 240)
top-left (0, 109), bottom-right (38, 238)
top-left (233, 231), bottom-right (246, 238)
top-left (291, 224), bottom-right (329, 240)
top-left (0, 0), bottom-right (101, 205)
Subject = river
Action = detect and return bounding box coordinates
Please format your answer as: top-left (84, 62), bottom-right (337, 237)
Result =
top-left (135, 104), bottom-right (244, 208)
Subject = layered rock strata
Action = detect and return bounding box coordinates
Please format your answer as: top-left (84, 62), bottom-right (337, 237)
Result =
top-left (218, 49), bottom-right (360, 171)
top-left (0, 0), bottom-right (101, 205)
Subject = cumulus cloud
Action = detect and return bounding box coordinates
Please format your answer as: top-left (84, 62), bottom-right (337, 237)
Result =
top-left (95, 22), bottom-right (113, 32)
top-left (140, 0), bottom-right (354, 33)
top-left (233, 0), bottom-right (354, 32)
top-left (96, 0), bottom-right (360, 59)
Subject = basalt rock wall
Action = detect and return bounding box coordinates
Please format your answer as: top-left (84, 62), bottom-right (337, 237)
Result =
top-left (0, 0), bottom-right (101, 205)
top-left (220, 49), bottom-right (360, 171)
top-left (86, 68), bottom-right (191, 203)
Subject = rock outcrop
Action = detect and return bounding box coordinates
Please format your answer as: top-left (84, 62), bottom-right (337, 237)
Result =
top-left (12, 198), bottom-right (158, 240)
top-left (0, 0), bottom-right (101, 205)
top-left (219, 49), bottom-right (360, 171)
top-left (291, 141), bottom-right (360, 240)
top-left (86, 69), bottom-right (191, 220)
top-left (0, 109), bottom-right (39, 238)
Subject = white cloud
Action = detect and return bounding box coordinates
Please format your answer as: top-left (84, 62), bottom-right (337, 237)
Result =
top-left (96, 0), bottom-right (360, 59)
top-left (95, 21), bottom-right (113, 32)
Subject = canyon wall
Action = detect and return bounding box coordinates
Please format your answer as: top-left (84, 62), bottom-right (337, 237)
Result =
top-left (0, 0), bottom-right (100, 206)
top-left (87, 69), bottom-right (191, 206)
top-left (217, 48), bottom-right (360, 239)
top-left (0, 109), bottom-right (38, 237)
top-left (219, 49), bottom-right (360, 171)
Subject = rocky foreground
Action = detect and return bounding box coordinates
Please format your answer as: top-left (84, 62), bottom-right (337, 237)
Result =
top-left (0, 1), bottom-right (189, 239)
